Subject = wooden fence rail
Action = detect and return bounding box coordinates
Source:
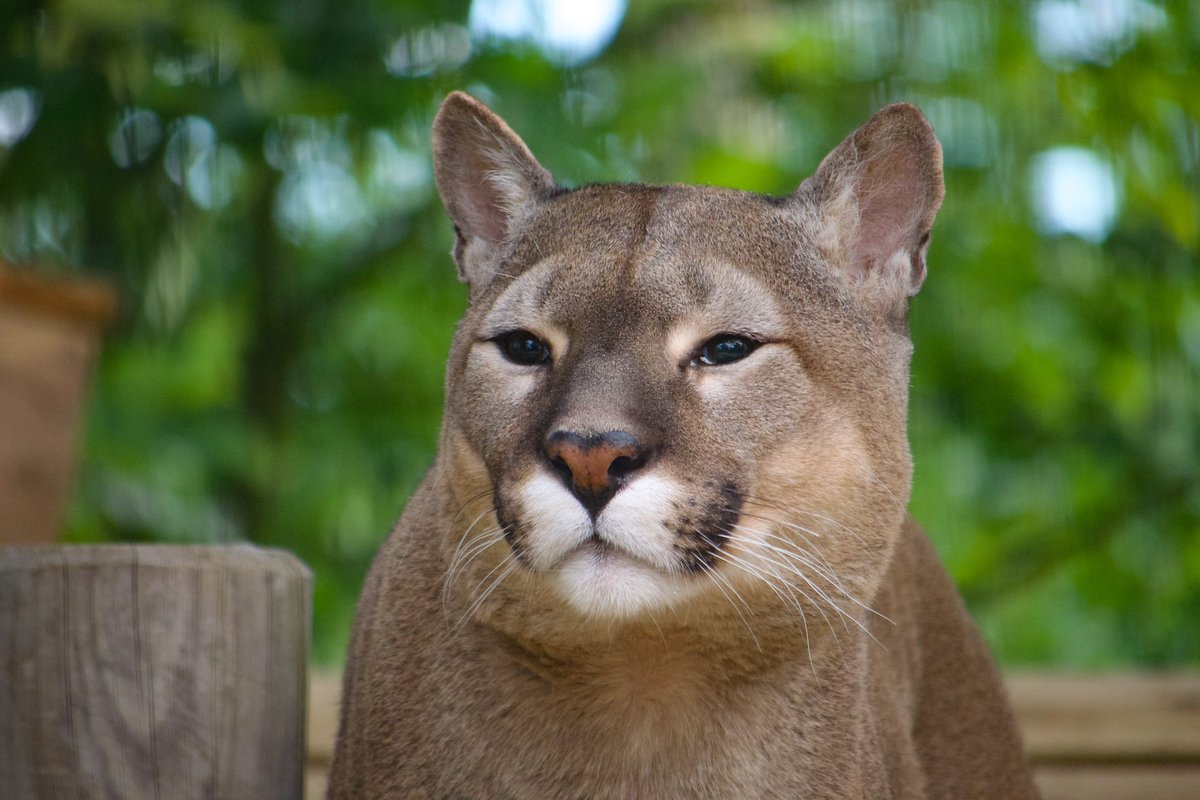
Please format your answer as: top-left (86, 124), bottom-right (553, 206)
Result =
top-left (304, 672), bottom-right (1200, 800)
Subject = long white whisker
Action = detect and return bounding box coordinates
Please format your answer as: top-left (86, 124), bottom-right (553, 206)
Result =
top-left (442, 509), bottom-right (505, 610)
top-left (748, 522), bottom-right (875, 608)
top-left (740, 495), bottom-right (868, 546)
top-left (736, 525), bottom-right (847, 599)
top-left (445, 511), bottom-right (495, 570)
top-left (729, 524), bottom-right (886, 647)
top-left (787, 508), bottom-right (867, 544)
top-left (734, 515), bottom-right (849, 597)
top-left (745, 542), bottom-right (853, 623)
top-left (445, 506), bottom-right (495, 565)
top-left (737, 508), bottom-right (821, 538)
top-left (443, 530), bottom-right (506, 605)
top-left (448, 523), bottom-right (504, 579)
top-left (711, 549), bottom-right (817, 675)
top-left (752, 530), bottom-right (846, 589)
top-left (447, 488), bottom-right (496, 526)
top-left (710, 547), bottom-right (807, 620)
top-left (454, 554), bottom-right (518, 632)
top-left (715, 546), bottom-right (840, 644)
top-left (862, 465), bottom-right (905, 512)
top-left (753, 530), bottom-right (893, 625)
top-left (697, 561), bottom-right (762, 653)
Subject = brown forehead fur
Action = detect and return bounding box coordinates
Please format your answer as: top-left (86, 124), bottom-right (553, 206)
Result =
top-left (483, 183), bottom-right (847, 317)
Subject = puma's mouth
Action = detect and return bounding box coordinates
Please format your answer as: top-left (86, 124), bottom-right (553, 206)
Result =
top-left (583, 536), bottom-right (615, 557)
top-left (569, 535), bottom-right (657, 572)
top-left (487, 471), bottom-right (750, 617)
top-left (555, 537), bottom-right (697, 618)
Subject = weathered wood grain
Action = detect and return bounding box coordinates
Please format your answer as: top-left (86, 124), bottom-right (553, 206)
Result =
top-left (1033, 765), bottom-right (1200, 800)
top-left (0, 545), bottom-right (311, 800)
top-left (1008, 672), bottom-right (1200, 763)
top-left (304, 671), bottom-right (1200, 800)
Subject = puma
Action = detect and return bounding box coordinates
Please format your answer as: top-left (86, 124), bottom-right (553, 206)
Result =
top-left (328, 92), bottom-right (1039, 799)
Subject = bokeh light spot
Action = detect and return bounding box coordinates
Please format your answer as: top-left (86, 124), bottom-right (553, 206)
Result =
top-left (469, 0), bottom-right (626, 64)
top-left (1032, 147), bottom-right (1119, 242)
top-left (0, 88), bottom-right (39, 147)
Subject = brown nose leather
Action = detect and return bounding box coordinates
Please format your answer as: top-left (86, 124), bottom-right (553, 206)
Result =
top-left (544, 430), bottom-right (647, 515)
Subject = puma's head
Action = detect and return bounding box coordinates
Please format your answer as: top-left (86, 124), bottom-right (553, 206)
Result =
top-left (433, 92), bottom-right (942, 624)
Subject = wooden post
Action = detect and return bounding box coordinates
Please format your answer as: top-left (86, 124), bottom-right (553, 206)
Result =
top-left (0, 545), bottom-right (311, 799)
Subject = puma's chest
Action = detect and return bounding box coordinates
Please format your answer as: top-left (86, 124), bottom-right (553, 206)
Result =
top-left (423, 640), bottom-right (902, 800)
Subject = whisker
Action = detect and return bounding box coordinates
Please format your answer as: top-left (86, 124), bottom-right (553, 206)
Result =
top-left (442, 528), bottom-right (506, 608)
top-left (738, 525), bottom-right (845, 589)
top-left (710, 549), bottom-right (818, 675)
top-left (787, 508), bottom-right (866, 544)
top-left (728, 523), bottom-right (886, 647)
top-left (696, 561), bottom-right (762, 653)
top-left (719, 504), bottom-right (850, 593)
top-left (445, 507), bottom-right (496, 565)
top-left (754, 531), bottom-right (853, 598)
top-left (710, 550), bottom-right (813, 634)
top-left (751, 540), bottom-right (864, 623)
top-left (709, 546), bottom-right (807, 618)
top-left (454, 553), bottom-right (518, 632)
top-left (737, 508), bottom-right (821, 539)
top-left (447, 487), bottom-right (496, 525)
top-left (861, 466), bottom-right (905, 512)
top-left (715, 546), bottom-right (840, 645)
top-left (739, 494), bottom-right (867, 546)
top-left (753, 530), bottom-right (893, 625)
top-left (442, 507), bottom-right (504, 609)
top-left (725, 507), bottom-right (892, 627)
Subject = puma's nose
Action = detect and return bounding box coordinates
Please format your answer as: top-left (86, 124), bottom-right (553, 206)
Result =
top-left (544, 430), bottom-right (651, 517)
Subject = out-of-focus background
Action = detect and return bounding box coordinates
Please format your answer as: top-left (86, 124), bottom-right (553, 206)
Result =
top-left (0, 0), bottom-right (1195, 667)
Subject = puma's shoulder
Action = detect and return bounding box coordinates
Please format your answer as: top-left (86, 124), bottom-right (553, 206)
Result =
top-left (872, 520), bottom-right (1037, 797)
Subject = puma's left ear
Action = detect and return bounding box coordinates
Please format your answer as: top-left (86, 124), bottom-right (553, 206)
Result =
top-left (796, 103), bottom-right (943, 298)
top-left (433, 92), bottom-right (558, 291)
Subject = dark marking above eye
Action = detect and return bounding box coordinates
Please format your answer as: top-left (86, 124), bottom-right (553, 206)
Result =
top-left (495, 330), bottom-right (551, 366)
top-left (694, 334), bottom-right (761, 367)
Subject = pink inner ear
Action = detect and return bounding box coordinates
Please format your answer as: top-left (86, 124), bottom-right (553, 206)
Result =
top-left (458, 149), bottom-right (511, 245)
top-left (852, 154), bottom-right (928, 279)
top-left (440, 132), bottom-right (521, 246)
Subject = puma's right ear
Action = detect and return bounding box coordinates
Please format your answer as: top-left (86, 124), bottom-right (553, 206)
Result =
top-left (433, 92), bottom-right (558, 291)
top-left (796, 103), bottom-right (944, 301)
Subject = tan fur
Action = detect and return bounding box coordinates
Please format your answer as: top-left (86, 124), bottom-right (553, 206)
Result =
top-left (328, 92), bottom-right (1039, 799)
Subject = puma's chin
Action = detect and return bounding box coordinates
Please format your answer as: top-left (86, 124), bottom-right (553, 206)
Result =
top-left (554, 542), bottom-right (696, 619)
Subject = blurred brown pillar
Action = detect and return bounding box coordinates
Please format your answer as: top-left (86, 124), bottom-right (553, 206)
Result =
top-left (0, 265), bottom-right (117, 544)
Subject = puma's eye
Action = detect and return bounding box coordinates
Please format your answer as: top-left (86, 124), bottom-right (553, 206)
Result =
top-left (695, 334), bottom-right (760, 366)
top-left (497, 330), bottom-right (551, 366)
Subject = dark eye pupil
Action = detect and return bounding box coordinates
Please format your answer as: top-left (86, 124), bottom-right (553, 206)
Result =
top-left (700, 335), bottom-right (756, 366)
top-left (501, 330), bottom-right (550, 365)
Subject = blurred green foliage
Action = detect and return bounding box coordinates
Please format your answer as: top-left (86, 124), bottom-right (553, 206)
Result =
top-left (1, 0), bottom-right (1196, 666)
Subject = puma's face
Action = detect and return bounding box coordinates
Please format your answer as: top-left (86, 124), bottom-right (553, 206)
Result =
top-left (434, 93), bottom-right (942, 621)
top-left (446, 187), bottom-right (911, 620)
